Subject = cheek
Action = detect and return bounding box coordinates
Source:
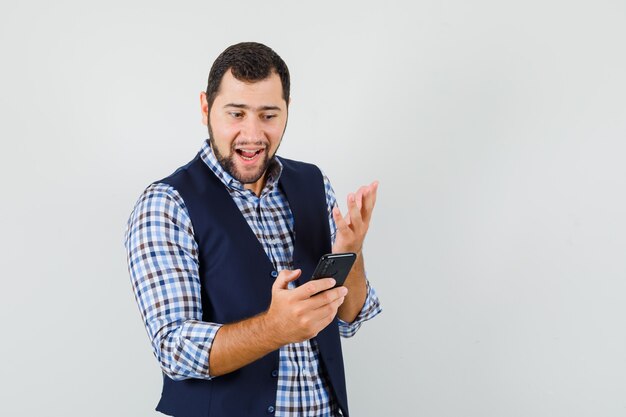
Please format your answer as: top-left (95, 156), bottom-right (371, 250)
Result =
top-left (268, 121), bottom-right (287, 141)
top-left (210, 119), bottom-right (238, 140)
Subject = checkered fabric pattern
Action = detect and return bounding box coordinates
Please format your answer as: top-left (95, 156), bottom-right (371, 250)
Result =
top-left (125, 140), bottom-right (381, 416)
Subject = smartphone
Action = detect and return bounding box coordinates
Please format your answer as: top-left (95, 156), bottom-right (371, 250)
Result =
top-left (311, 252), bottom-right (357, 288)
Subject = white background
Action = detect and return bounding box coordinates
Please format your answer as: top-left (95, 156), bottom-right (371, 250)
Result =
top-left (1, 1), bottom-right (625, 416)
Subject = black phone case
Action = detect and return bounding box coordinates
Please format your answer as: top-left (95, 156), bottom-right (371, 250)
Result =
top-left (311, 253), bottom-right (357, 287)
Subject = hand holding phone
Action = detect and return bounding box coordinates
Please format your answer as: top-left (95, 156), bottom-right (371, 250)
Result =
top-left (310, 252), bottom-right (357, 288)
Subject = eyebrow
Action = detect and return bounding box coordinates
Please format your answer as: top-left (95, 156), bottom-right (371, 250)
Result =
top-left (223, 103), bottom-right (283, 111)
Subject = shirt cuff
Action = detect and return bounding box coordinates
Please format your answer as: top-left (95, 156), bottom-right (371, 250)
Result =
top-left (157, 320), bottom-right (223, 381)
top-left (338, 280), bottom-right (382, 338)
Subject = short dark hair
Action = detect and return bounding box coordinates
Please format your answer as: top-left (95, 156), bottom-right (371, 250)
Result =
top-left (205, 42), bottom-right (290, 113)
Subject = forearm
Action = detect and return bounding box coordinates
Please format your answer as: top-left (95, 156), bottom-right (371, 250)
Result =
top-left (337, 251), bottom-right (368, 323)
top-left (338, 279), bottom-right (382, 338)
top-left (211, 270), bottom-right (347, 377)
top-left (208, 312), bottom-right (281, 377)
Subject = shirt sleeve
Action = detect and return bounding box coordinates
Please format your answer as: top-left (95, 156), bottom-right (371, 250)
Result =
top-left (321, 173), bottom-right (382, 338)
top-left (124, 183), bottom-right (222, 381)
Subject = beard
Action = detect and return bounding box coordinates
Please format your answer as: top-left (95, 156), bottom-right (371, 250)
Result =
top-left (210, 137), bottom-right (272, 184)
top-left (208, 132), bottom-right (279, 185)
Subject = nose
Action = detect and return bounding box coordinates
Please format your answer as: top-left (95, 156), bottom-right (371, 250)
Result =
top-left (240, 116), bottom-right (264, 142)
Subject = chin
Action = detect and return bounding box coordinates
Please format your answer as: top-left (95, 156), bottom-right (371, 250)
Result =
top-left (232, 165), bottom-right (265, 184)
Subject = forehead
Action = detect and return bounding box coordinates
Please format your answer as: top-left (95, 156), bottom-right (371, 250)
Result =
top-left (213, 70), bottom-right (285, 107)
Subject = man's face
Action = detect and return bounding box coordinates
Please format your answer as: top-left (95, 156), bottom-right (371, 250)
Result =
top-left (201, 70), bottom-right (288, 189)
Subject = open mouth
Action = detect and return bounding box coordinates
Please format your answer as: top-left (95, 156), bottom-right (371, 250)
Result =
top-left (235, 147), bottom-right (265, 161)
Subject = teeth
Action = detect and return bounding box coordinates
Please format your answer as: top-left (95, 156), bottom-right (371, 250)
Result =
top-left (240, 151), bottom-right (258, 161)
top-left (236, 146), bottom-right (264, 161)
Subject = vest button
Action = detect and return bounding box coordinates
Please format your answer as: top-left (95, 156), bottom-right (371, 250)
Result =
top-left (271, 369), bottom-right (278, 378)
top-left (270, 270), bottom-right (278, 278)
top-left (267, 405), bottom-right (275, 413)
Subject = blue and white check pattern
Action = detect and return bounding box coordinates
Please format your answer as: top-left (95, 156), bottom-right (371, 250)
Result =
top-left (125, 140), bottom-right (382, 416)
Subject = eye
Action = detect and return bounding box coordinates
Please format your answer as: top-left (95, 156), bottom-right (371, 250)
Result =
top-left (262, 114), bottom-right (277, 120)
top-left (229, 111), bottom-right (244, 119)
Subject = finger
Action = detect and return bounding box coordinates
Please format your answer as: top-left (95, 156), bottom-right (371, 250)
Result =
top-left (309, 294), bottom-right (347, 323)
top-left (305, 286), bottom-right (348, 310)
top-left (272, 269), bottom-right (301, 291)
top-left (370, 181), bottom-right (379, 204)
top-left (293, 277), bottom-right (336, 300)
top-left (355, 187), bottom-right (366, 210)
top-left (362, 181), bottom-right (379, 223)
top-left (347, 193), bottom-right (363, 227)
top-left (334, 204), bottom-right (351, 226)
top-left (332, 206), bottom-right (351, 233)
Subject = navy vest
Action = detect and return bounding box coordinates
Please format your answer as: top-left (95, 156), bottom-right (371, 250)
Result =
top-left (155, 153), bottom-right (349, 417)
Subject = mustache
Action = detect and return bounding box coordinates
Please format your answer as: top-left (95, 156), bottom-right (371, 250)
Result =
top-left (231, 140), bottom-right (269, 149)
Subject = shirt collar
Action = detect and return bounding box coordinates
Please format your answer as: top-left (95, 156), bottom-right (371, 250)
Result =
top-left (199, 139), bottom-right (283, 194)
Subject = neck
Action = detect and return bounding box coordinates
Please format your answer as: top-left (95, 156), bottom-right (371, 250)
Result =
top-left (244, 174), bottom-right (267, 197)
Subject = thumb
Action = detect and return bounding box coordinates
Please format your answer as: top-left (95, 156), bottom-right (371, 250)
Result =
top-left (272, 269), bottom-right (301, 290)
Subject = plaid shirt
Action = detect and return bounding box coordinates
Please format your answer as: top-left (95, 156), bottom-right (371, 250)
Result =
top-left (125, 140), bottom-right (382, 416)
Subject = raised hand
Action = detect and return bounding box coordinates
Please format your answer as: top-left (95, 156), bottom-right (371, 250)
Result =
top-left (332, 181), bottom-right (379, 254)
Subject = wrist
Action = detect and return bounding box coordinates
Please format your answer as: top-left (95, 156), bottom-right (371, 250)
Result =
top-left (258, 311), bottom-right (285, 351)
top-left (333, 245), bottom-right (362, 255)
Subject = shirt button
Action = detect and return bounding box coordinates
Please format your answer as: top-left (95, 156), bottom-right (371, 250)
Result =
top-left (267, 405), bottom-right (275, 413)
top-left (270, 270), bottom-right (278, 278)
top-left (271, 369), bottom-right (278, 378)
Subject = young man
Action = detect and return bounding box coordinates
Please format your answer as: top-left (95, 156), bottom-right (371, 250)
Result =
top-left (125, 42), bottom-right (381, 417)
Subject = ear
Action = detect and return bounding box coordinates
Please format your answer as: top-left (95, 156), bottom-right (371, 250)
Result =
top-left (200, 92), bottom-right (209, 126)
